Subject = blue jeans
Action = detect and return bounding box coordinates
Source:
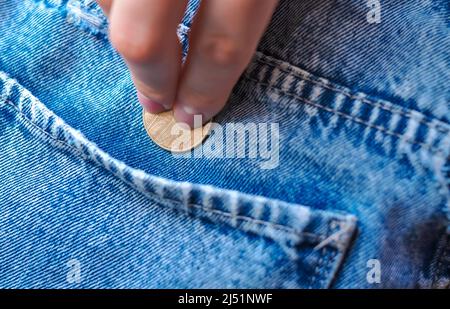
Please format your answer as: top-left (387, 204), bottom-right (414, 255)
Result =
top-left (0, 0), bottom-right (449, 288)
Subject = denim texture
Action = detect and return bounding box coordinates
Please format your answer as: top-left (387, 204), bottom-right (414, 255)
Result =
top-left (0, 0), bottom-right (449, 288)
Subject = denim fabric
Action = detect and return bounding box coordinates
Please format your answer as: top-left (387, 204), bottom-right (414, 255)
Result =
top-left (0, 0), bottom-right (449, 288)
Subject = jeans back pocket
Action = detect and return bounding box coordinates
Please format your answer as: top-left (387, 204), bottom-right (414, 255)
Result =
top-left (0, 71), bottom-right (357, 288)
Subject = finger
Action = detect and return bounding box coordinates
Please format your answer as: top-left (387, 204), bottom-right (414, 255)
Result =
top-left (174, 0), bottom-right (278, 127)
top-left (109, 0), bottom-right (188, 113)
top-left (96, 0), bottom-right (113, 16)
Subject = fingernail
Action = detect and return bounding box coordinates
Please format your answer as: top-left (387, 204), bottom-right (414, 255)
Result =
top-left (174, 105), bottom-right (207, 129)
top-left (137, 91), bottom-right (170, 113)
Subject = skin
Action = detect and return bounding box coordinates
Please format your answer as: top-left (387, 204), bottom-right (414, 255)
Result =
top-left (97, 0), bottom-right (279, 128)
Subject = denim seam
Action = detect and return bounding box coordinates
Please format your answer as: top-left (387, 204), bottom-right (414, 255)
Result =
top-left (246, 77), bottom-right (447, 158)
top-left (323, 235), bottom-right (340, 288)
top-left (317, 221), bottom-right (339, 289)
top-left (29, 0), bottom-right (109, 39)
top-left (310, 235), bottom-right (328, 289)
top-left (308, 220), bottom-right (341, 289)
top-left (246, 77), bottom-right (450, 227)
top-left (29, 0), bottom-right (194, 44)
top-left (317, 246), bottom-right (331, 288)
top-left (246, 52), bottom-right (450, 232)
top-left (253, 53), bottom-right (450, 135)
top-left (0, 93), bottom-right (356, 255)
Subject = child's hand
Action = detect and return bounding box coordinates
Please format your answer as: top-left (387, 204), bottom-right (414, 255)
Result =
top-left (97, 0), bottom-right (278, 127)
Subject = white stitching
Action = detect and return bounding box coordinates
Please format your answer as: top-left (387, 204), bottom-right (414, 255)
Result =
top-left (254, 54), bottom-right (450, 135)
top-left (245, 77), bottom-right (448, 158)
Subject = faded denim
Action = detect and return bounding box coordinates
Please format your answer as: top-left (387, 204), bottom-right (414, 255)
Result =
top-left (0, 0), bottom-right (449, 288)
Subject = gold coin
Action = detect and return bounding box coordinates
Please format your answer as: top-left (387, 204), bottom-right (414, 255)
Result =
top-left (143, 109), bottom-right (212, 153)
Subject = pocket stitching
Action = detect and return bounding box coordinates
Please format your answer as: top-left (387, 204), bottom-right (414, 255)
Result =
top-left (251, 53), bottom-right (450, 135)
top-left (245, 52), bottom-right (450, 235)
top-left (1, 97), bottom-right (356, 254)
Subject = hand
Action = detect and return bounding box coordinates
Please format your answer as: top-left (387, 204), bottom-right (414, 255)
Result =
top-left (97, 0), bottom-right (279, 127)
